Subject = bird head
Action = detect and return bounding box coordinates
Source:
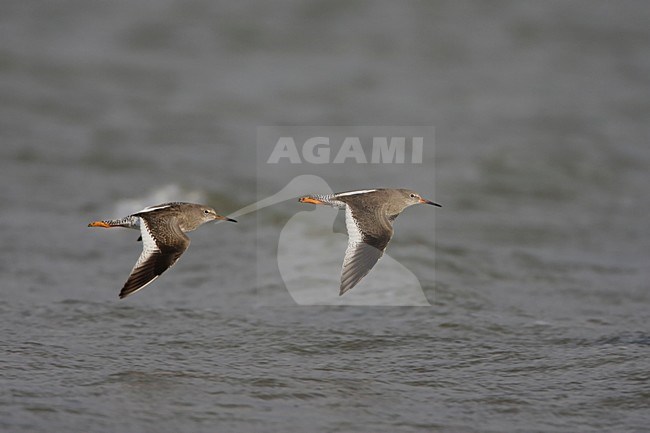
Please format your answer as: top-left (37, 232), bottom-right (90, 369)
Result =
top-left (201, 207), bottom-right (237, 223)
top-left (398, 189), bottom-right (441, 209)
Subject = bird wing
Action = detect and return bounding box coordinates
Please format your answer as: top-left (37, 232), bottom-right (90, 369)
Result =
top-left (119, 214), bottom-right (190, 299)
top-left (339, 204), bottom-right (393, 295)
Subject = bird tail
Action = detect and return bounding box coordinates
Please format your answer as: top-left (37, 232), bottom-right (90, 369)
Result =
top-left (88, 215), bottom-right (140, 229)
top-left (298, 194), bottom-right (345, 208)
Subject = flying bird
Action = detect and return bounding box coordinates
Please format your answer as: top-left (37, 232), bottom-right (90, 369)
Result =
top-left (299, 189), bottom-right (440, 295)
top-left (88, 202), bottom-right (236, 299)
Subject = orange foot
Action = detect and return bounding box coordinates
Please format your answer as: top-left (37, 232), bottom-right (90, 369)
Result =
top-left (88, 221), bottom-right (111, 228)
top-left (299, 197), bottom-right (324, 205)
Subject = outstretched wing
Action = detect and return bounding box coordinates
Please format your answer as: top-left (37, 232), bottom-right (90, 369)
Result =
top-left (119, 215), bottom-right (189, 299)
top-left (339, 204), bottom-right (393, 295)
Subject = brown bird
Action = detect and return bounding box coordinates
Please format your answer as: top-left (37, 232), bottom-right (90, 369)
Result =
top-left (88, 202), bottom-right (236, 299)
top-left (299, 189), bottom-right (440, 295)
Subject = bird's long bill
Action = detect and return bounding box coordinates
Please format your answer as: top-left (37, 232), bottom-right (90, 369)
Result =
top-left (419, 198), bottom-right (442, 207)
top-left (216, 215), bottom-right (238, 223)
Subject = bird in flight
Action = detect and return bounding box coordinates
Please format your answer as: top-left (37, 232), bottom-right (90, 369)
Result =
top-left (299, 189), bottom-right (440, 295)
top-left (88, 202), bottom-right (236, 299)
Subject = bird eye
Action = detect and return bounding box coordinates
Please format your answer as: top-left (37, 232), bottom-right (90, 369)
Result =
top-left (410, 193), bottom-right (416, 198)
top-left (204, 210), bottom-right (210, 214)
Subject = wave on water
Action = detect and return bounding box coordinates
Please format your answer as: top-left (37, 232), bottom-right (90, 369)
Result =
top-left (113, 184), bottom-right (207, 216)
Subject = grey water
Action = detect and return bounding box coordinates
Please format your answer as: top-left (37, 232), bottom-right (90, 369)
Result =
top-left (1, 1), bottom-right (649, 432)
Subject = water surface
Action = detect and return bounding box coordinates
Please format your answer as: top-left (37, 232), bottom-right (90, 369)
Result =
top-left (1, 1), bottom-right (649, 432)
